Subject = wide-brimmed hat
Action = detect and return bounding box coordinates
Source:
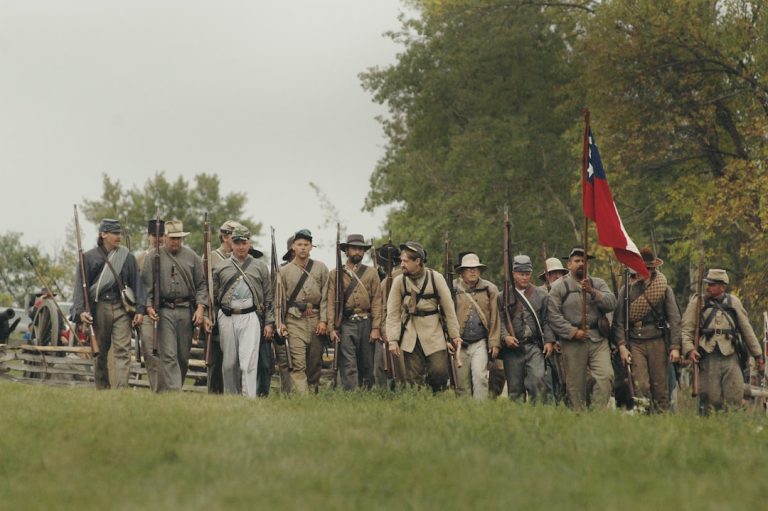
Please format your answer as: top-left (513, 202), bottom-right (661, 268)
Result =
top-left (340, 234), bottom-right (371, 251)
top-left (164, 220), bottom-right (190, 238)
top-left (399, 241), bottom-right (426, 262)
top-left (703, 268), bottom-right (729, 285)
top-left (639, 247), bottom-right (664, 268)
top-left (538, 257), bottom-right (568, 281)
top-left (282, 235), bottom-right (295, 262)
top-left (147, 219), bottom-right (164, 235)
top-left (455, 252), bottom-right (487, 271)
top-left (562, 247), bottom-right (595, 261)
top-left (99, 219), bottom-right (121, 233)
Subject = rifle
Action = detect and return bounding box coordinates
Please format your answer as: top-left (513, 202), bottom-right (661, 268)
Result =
top-left (271, 227), bottom-right (292, 370)
top-left (152, 208), bottom-right (161, 355)
top-left (622, 266), bottom-right (636, 401)
top-left (369, 237), bottom-right (391, 377)
top-left (202, 213), bottom-right (215, 366)
top-left (122, 222), bottom-right (144, 364)
top-left (383, 230), bottom-right (400, 382)
top-left (762, 312), bottom-right (768, 390)
top-left (443, 234), bottom-right (461, 394)
top-left (502, 207), bottom-right (516, 346)
top-left (73, 205), bottom-right (100, 355)
top-left (25, 256), bottom-right (79, 346)
top-left (333, 224), bottom-right (343, 382)
top-left (691, 262), bottom-right (705, 397)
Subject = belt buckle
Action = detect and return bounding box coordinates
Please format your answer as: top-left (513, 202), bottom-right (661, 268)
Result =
top-left (232, 308), bottom-right (242, 315)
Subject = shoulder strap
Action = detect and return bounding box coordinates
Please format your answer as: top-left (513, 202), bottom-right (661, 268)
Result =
top-left (164, 249), bottom-right (196, 295)
top-left (342, 264), bottom-right (368, 306)
top-left (515, 287), bottom-right (544, 339)
top-left (287, 259), bottom-right (314, 305)
top-left (223, 257), bottom-right (258, 302)
top-left (560, 278), bottom-right (581, 307)
top-left (99, 246), bottom-right (129, 292)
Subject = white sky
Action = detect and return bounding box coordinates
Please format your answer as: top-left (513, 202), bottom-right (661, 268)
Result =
top-left (0, 0), bottom-right (407, 264)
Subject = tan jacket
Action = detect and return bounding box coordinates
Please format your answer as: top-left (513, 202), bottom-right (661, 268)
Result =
top-left (453, 277), bottom-right (501, 349)
top-left (681, 292), bottom-right (760, 357)
top-left (280, 258), bottom-right (329, 321)
top-left (386, 268), bottom-right (460, 356)
top-left (327, 263), bottom-right (382, 330)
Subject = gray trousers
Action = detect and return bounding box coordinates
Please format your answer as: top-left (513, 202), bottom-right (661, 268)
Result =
top-left (699, 350), bottom-right (744, 414)
top-left (93, 301), bottom-right (132, 389)
top-left (157, 305), bottom-right (193, 392)
top-left (404, 340), bottom-right (450, 393)
top-left (502, 342), bottom-right (548, 402)
top-left (629, 338), bottom-right (670, 411)
top-left (139, 315), bottom-right (160, 392)
top-left (561, 337), bottom-right (614, 410)
top-left (338, 317), bottom-right (374, 391)
top-left (457, 340), bottom-right (489, 400)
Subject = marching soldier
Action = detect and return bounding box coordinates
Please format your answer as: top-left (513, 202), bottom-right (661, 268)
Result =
top-left (278, 229), bottom-right (329, 394)
top-left (137, 218), bottom-right (164, 392)
top-left (72, 219), bottom-right (145, 389)
top-left (613, 248), bottom-right (682, 412)
top-left (453, 253), bottom-right (500, 400)
top-left (682, 268), bottom-right (764, 413)
top-left (143, 220), bottom-right (208, 392)
top-left (206, 219), bottom-right (241, 394)
top-left (327, 234), bottom-right (382, 390)
top-left (500, 255), bottom-right (554, 402)
top-left (212, 226), bottom-right (274, 398)
top-left (373, 243), bottom-right (406, 388)
top-left (386, 241), bottom-right (461, 392)
top-left (538, 257), bottom-right (568, 292)
top-left (547, 247), bottom-right (617, 409)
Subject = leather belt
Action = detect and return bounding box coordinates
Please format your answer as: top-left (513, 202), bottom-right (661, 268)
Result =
top-left (221, 305), bottom-right (257, 316)
top-left (162, 299), bottom-right (191, 309)
top-left (410, 310), bottom-right (439, 317)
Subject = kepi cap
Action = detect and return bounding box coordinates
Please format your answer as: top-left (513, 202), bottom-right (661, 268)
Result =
top-left (512, 255), bottom-right (533, 273)
top-left (703, 268), bottom-right (729, 285)
top-left (99, 219), bottom-right (121, 233)
top-left (399, 241), bottom-right (426, 262)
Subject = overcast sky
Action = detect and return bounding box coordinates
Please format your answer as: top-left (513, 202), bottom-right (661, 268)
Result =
top-left (0, 0), bottom-right (407, 264)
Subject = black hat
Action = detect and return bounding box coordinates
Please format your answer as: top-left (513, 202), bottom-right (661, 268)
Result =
top-left (147, 219), bottom-right (165, 235)
top-left (562, 247), bottom-right (595, 261)
top-left (376, 243), bottom-right (401, 266)
top-left (340, 234), bottom-right (372, 251)
top-left (249, 247), bottom-right (264, 259)
top-left (99, 219), bottom-right (121, 233)
top-left (282, 235), bottom-right (296, 262)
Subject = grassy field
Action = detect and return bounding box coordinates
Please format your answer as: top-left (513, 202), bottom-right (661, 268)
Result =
top-left (1, 381), bottom-right (766, 511)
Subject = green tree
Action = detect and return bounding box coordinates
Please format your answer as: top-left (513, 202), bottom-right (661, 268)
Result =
top-left (81, 172), bottom-right (260, 253)
top-left (0, 232), bottom-right (68, 307)
top-left (361, 0), bottom-right (586, 281)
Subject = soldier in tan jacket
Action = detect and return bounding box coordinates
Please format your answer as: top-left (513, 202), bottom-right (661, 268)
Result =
top-left (453, 253), bottom-right (500, 400)
top-left (682, 268), bottom-right (764, 413)
top-left (327, 234), bottom-right (382, 390)
top-left (386, 241), bottom-right (461, 392)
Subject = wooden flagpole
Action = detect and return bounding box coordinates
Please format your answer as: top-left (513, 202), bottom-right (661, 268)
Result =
top-left (581, 109), bottom-right (591, 330)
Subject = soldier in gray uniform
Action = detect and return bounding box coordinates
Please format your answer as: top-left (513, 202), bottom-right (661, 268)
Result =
top-left (144, 220), bottom-right (208, 392)
top-left (328, 234), bottom-right (382, 391)
top-left (547, 247), bottom-right (617, 409)
top-left (682, 268), bottom-right (764, 413)
top-left (206, 219), bottom-right (240, 394)
top-left (73, 219), bottom-right (145, 389)
top-left (499, 255), bottom-right (554, 402)
top-left (212, 226), bottom-right (274, 398)
top-left (137, 218), bottom-right (164, 392)
top-left (613, 248), bottom-right (682, 412)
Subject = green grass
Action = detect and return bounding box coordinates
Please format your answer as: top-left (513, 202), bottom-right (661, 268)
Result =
top-left (1, 382), bottom-right (766, 511)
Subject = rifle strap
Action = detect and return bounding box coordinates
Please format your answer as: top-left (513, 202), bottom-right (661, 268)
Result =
top-left (455, 281), bottom-right (489, 326)
top-left (217, 257), bottom-right (253, 305)
top-left (98, 246), bottom-right (129, 296)
top-left (514, 287), bottom-right (544, 340)
top-left (342, 264), bottom-right (369, 306)
top-left (286, 259), bottom-right (314, 306)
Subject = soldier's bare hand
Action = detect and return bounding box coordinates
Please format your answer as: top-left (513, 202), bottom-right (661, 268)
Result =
top-left (490, 346), bottom-right (499, 359)
top-left (446, 340), bottom-right (456, 354)
top-left (279, 324), bottom-right (288, 337)
top-left (146, 307), bottom-right (159, 322)
top-left (370, 328), bottom-right (381, 343)
top-left (580, 278), bottom-right (594, 295)
top-left (572, 329), bottom-right (589, 341)
top-left (330, 330), bottom-right (340, 343)
top-left (316, 321), bottom-right (328, 336)
top-left (688, 349), bottom-right (700, 364)
top-left (756, 355), bottom-right (765, 373)
top-left (504, 335), bottom-right (519, 348)
top-left (132, 313), bottom-right (143, 327)
top-left (669, 349), bottom-right (681, 363)
top-left (264, 323), bottom-right (274, 340)
top-left (543, 342), bottom-right (555, 357)
top-left (204, 317), bottom-right (213, 334)
top-left (192, 306), bottom-right (205, 326)
top-left (80, 312), bottom-right (93, 325)
top-left (389, 343), bottom-right (401, 358)
top-left (619, 345), bottom-right (631, 366)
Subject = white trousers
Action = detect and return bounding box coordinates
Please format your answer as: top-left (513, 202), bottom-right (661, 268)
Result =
top-left (218, 303), bottom-right (261, 398)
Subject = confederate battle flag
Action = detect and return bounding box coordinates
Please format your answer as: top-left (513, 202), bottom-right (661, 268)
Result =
top-left (582, 124), bottom-right (649, 278)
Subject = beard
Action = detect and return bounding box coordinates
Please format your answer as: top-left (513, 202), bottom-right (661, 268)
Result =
top-left (348, 254), bottom-right (363, 264)
top-left (574, 267), bottom-right (584, 279)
